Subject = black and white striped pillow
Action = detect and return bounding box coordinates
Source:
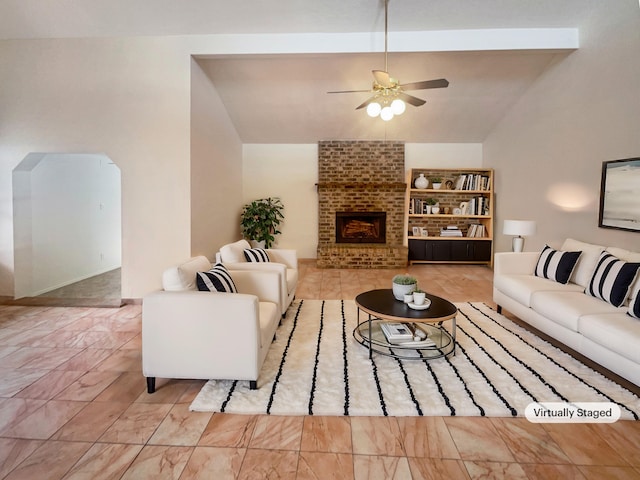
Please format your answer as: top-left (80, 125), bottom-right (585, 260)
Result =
top-left (586, 252), bottom-right (640, 307)
top-left (629, 292), bottom-right (640, 319)
top-left (196, 264), bottom-right (237, 293)
top-left (244, 248), bottom-right (270, 262)
top-left (534, 245), bottom-right (582, 285)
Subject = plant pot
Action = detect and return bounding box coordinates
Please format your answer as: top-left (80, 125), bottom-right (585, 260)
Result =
top-left (431, 206), bottom-right (440, 214)
top-left (432, 183), bottom-right (442, 190)
top-left (413, 291), bottom-right (426, 305)
top-left (392, 282), bottom-right (417, 301)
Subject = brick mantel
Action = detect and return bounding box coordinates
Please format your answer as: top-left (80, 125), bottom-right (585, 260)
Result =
top-left (316, 140), bottom-right (408, 268)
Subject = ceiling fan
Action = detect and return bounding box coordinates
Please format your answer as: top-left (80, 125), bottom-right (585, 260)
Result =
top-left (328, 0), bottom-right (449, 121)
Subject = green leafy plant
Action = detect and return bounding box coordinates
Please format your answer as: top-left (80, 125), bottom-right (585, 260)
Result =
top-left (392, 274), bottom-right (417, 285)
top-left (240, 197), bottom-right (285, 249)
top-left (430, 177), bottom-right (443, 183)
top-left (425, 198), bottom-right (438, 206)
top-left (413, 288), bottom-right (425, 294)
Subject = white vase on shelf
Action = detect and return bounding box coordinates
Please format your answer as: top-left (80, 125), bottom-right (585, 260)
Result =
top-left (414, 174), bottom-right (428, 189)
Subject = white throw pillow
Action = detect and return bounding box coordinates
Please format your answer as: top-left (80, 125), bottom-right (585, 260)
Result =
top-left (561, 238), bottom-right (605, 287)
top-left (162, 255), bottom-right (212, 291)
top-left (219, 239), bottom-right (252, 263)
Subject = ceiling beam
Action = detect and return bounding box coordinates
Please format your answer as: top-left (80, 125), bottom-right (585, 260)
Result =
top-left (192, 28), bottom-right (578, 57)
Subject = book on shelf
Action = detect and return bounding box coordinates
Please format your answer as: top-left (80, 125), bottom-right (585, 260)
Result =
top-left (466, 224), bottom-right (486, 237)
top-left (440, 226), bottom-right (462, 237)
top-left (454, 173), bottom-right (491, 191)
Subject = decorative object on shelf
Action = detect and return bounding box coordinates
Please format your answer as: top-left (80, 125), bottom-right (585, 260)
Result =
top-left (453, 207), bottom-right (462, 215)
top-left (240, 197), bottom-right (285, 249)
top-left (431, 206), bottom-right (440, 214)
top-left (445, 180), bottom-right (454, 190)
top-left (414, 173), bottom-right (429, 189)
top-left (503, 219), bottom-right (536, 252)
top-left (431, 177), bottom-right (443, 189)
top-left (391, 274), bottom-right (417, 300)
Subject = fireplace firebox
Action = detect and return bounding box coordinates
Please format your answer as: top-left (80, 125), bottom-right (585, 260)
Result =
top-left (336, 212), bottom-right (386, 244)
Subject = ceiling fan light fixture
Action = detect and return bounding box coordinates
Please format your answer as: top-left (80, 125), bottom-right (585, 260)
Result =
top-left (366, 102), bottom-right (382, 117)
top-left (391, 98), bottom-right (406, 115)
top-left (380, 106), bottom-right (394, 121)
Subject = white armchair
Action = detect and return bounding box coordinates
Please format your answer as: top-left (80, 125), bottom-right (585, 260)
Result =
top-left (216, 239), bottom-right (298, 317)
top-left (142, 256), bottom-right (281, 392)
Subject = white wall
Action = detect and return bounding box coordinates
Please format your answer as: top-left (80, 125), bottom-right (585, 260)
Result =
top-left (242, 143), bottom-right (483, 258)
top-left (242, 144), bottom-right (319, 258)
top-left (13, 153), bottom-right (120, 298)
top-left (190, 59), bottom-right (244, 260)
top-left (0, 37), bottom-right (196, 297)
top-left (484, 1), bottom-right (640, 253)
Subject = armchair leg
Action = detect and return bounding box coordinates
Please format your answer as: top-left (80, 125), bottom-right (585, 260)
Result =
top-left (249, 380), bottom-right (257, 390)
top-left (147, 377), bottom-right (156, 394)
top-left (497, 305), bottom-right (503, 314)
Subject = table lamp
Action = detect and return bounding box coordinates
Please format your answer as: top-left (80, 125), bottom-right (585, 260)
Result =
top-left (503, 220), bottom-right (536, 252)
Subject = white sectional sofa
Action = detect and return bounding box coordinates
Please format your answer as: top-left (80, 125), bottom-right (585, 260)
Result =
top-left (493, 239), bottom-right (640, 387)
top-left (142, 255), bottom-right (281, 392)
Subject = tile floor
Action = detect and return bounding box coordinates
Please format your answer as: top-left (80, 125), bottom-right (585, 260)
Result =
top-left (0, 263), bottom-right (639, 479)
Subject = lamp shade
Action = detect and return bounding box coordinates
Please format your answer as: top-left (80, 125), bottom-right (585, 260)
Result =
top-left (503, 220), bottom-right (536, 236)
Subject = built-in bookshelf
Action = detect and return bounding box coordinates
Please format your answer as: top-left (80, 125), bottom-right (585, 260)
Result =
top-left (405, 168), bottom-right (494, 265)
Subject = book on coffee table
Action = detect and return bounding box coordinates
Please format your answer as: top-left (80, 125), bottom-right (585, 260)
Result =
top-left (380, 323), bottom-right (414, 344)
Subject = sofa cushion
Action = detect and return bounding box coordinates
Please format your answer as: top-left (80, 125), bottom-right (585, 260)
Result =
top-left (534, 245), bottom-right (581, 285)
top-left (219, 239), bottom-right (252, 263)
top-left (530, 291), bottom-right (623, 332)
top-left (244, 248), bottom-right (270, 262)
top-left (585, 252), bottom-right (640, 307)
top-left (162, 256), bottom-right (211, 291)
top-left (579, 312), bottom-right (640, 364)
top-left (494, 274), bottom-right (583, 308)
top-left (561, 239), bottom-right (605, 288)
top-left (196, 264), bottom-right (238, 293)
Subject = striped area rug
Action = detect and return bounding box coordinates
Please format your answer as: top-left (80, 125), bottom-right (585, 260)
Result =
top-left (190, 300), bottom-right (640, 418)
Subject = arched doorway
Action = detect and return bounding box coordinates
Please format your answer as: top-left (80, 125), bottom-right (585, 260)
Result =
top-left (12, 153), bottom-right (121, 307)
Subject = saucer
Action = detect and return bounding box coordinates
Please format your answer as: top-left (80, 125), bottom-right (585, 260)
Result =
top-left (408, 299), bottom-right (431, 310)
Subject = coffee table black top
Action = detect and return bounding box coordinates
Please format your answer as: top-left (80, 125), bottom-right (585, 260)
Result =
top-left (355, 289), bottom-right (457, 323)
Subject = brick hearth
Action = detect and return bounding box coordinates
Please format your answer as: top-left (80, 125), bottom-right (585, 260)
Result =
top-left (316, 140), bottom-right (408, 268)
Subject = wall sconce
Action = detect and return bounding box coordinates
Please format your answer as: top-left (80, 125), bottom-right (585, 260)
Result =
top-left (503, 220), bottom-right (537, 252)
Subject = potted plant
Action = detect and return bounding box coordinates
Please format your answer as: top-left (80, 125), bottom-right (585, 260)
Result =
top-left (392, 274), bottom-right (417, 300)
top-left (240, 197), bottom-right (285, 249)
top-left (430, 177), bottom-right (443, 189)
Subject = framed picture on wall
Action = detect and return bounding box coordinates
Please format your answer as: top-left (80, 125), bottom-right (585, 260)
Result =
top-left (598, 157), bottom-right (640, 232)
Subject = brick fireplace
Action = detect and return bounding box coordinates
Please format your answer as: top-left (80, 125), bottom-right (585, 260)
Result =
top-left (316, 140), bottom-right (408, 268)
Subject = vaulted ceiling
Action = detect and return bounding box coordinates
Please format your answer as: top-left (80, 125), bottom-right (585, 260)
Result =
top-left (1, 0), bottom-right (598, 143)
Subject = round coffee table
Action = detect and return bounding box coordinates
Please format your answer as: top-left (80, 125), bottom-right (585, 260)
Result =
top-left (354, 289), bottom-right (457, 360)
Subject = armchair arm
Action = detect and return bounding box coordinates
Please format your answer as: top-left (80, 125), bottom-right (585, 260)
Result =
top-left (494, 252), bottom-right (539, 276)
top-left (232, 270), bottom-right (281, 306)
top-left (265, 249), bottom-right (298, 270)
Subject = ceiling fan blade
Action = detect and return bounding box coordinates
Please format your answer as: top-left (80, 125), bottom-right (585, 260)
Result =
top-left (372, 70), bottom-right (393, 88)
top-left (327, 89), bottom-right (371, 94)
top-left (400, 78), bottom-right (449, 91)
top-left (355, 96), bottom-right (378, 110)
top-left (398, 91), bottom-right (426, 107)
